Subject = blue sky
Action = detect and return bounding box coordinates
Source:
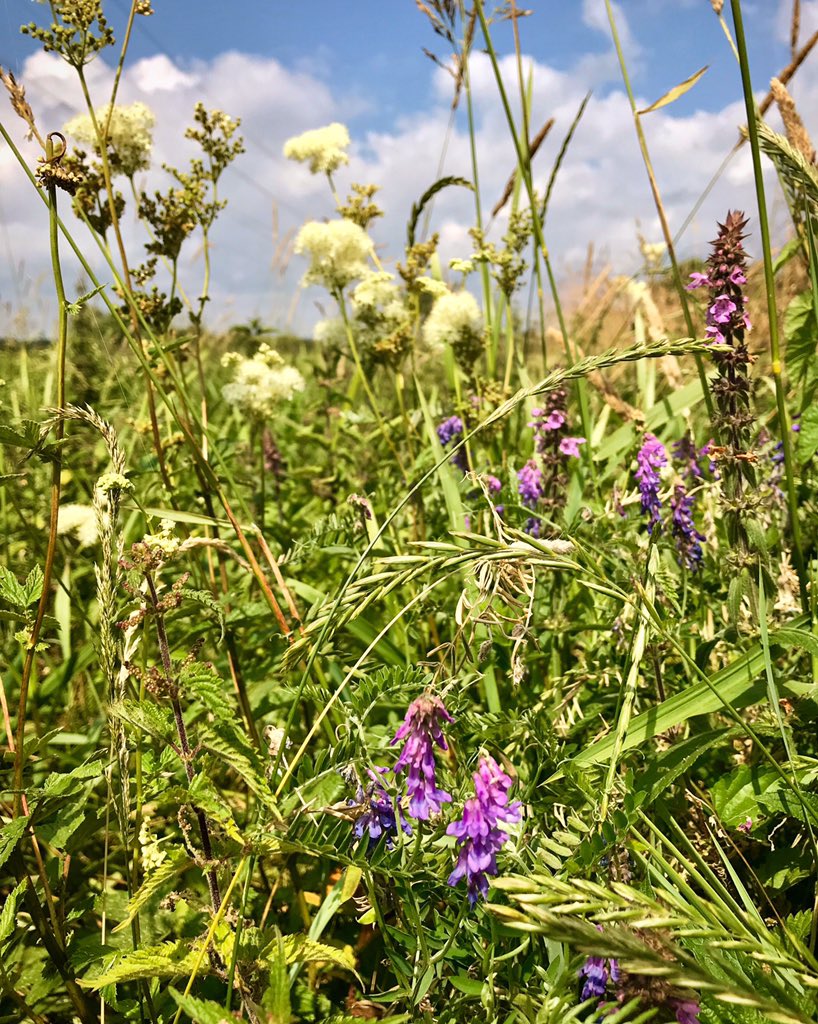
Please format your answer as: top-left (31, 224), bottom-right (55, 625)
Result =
top-left (0, 1), bottom-right (814, 335)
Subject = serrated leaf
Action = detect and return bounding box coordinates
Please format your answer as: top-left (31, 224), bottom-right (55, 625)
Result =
top-left (797, 402), bottom-right (818, 464)
top-left (0, 879), bottom-right (26, 946)
top-left (114, 852), bottom-right (194, 932)
top-left (785, 291), bottom-right (817, 384)
top-left (169, 989), bottom-right (236, 1024)
top-left (770, 627), bottom-right (818, 658)
top-left (638, 65), bottom-right (708, 114)
top-left (110, 699), bottom-right (176, 744)
top-left (0, 816), bottom-right (29, 870)
top-left (80, 940), bottom-right (199, 988)
top-left (711, 765), bottom-right (779, 826)
top-left (260, 932), bottom-right (291, 1023)
top-left (21, 565), bottom-right (44, 606)
top-left (0, 565), bottom-right (28, 608)
top-left (181, 662), bottom-right (234, 724)
top-left (39, 759), bottom-right (104, 799)
top-left (179, 588), bottom-right (225, 641)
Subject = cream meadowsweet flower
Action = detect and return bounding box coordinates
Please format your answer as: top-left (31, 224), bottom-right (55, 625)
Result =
top-left (351, 271), bottom-right (400, 310)
top-left (221, 343), bottom-right (305, 418)
top-left (313, 317), bottom-right (349, 347)
top-left (416, 276), bottom-right (450, 300)
top-left (283, 122), bottom-right (350, 174)
top-left (57, 504), bottom-right (98, 548)
top-left (423, 290), bottom-right (483, 349)
top-left (294, 219), bottom-right (374, 291)
top-left (64, 101), bottom-right (155, 176)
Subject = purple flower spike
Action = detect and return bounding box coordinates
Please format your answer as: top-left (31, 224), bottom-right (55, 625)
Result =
top-left (559, 436), bottom-right (586, 458)
top-left (579, 956), bottom-right (613, 1000)
top-left (392, 695), bottom-right (453, 820)
top-left (447, 754), bottom-right (521, 905)
top-left (485, 474), bottom-right (502, 494)
top-left (670, 484), bottom-right (705, 571)
top-left (635, 434), bottom-right (667, 533)
top-left (517, 460), bottom-right (543, 509)
top-left (686, 272), bottom-right (710, 291)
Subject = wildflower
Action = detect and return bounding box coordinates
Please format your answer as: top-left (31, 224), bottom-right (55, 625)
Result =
top-left (635, 434), bottom-right (667, 533)
top-left (517, 460), bottom-right (543, 510)
top-left (671, 999), bottom-right (701, 1024)
top-left (579, 955), bottom-right (620, 1000)
top-left (686, 271), bottom-right (710, 291)
top-left (423, 290), bottom-right (483, 353)
top-left (416, 275), bottom-right (450, 299)
top-left (283, 122), bottom-right (350, 174)
top-left (221, 344), bottom-right (305, 419)
top-left (672, 434), bottom-right (705, 482)
top-left (437, 415), bottom-right (467, 471)
top-left (351, 768), bottom-right (412, 851)
top-left (57, 503), bottom-right (98, 548)
top-left (559, 436), bottom-right (586, 458)
top-left (64, 101), bottom-right (155, 176)
top-left (294, 218), bottom-right (373, 291)
top-left (352, 271), bottom-right (400, 310)
top-left (709, 294), bottom-right (737, 324)
top-left (447, 754), bottom-right (521, 904)
top-left (737, 817), bottom-right (752, 834)
top-left (670, 485), bottom-right (705, 571)
top-left (485, 475), bottom-right (502, 494)
top-left (392, 694), bottom-right (453, 820)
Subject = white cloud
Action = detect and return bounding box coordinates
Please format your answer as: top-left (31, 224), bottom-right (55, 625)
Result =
top-left (0, 42), bottom-right (809, 341)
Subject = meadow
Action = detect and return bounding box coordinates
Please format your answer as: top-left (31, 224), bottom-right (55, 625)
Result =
top-left (3, 1), bottom-right (818, 1022)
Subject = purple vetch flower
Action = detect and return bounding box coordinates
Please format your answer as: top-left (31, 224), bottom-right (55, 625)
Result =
top-left (670, 485), bottom-right (705, 571)
top-left (437, 415), bottom-right (464, 446)
top-left (392, 694), bottom-right (453, 820)
top-left (351, 768), bottom-right (412, 851)
top-left (686, 271), bottom-right (710, 290)
top-left (437, 415), bottom-right (467, 471)
top-left (447, 754), bottom-right (521, 904)
top-left (579, 954), bottom-right (620, 1001)
top-left (737, 816), bottom-right (752, 834)
top-left (559, 436), bottom-right (586, 458)
top-left (672, 435), bottom-right (703, 482)
top-left (485, 474), bottom-right (502, 494)
top-left (517, 460), bottom-right (543, 509)
top-left (524, 516), bottom-right (541, 537)
top-left (635, 434), bottom-right (667, 533)
top-left (671, 999), bottom-right (702, 1024)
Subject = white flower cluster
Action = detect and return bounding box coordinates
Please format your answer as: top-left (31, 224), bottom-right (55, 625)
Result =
top-left (313, 271), bottom-right (411, 352)
top-left (57, 504), bottom-right (98, 548)
top-left (294, 219), bottom-right (373, 291)
top-left (283, 122), bottom-right (350, 174)
top-left (64, 101), bottom-right (155, 176)
top-left (423, 290), bottom-right (483, 349)
top-left (221, 343), bottom-right (305, 419)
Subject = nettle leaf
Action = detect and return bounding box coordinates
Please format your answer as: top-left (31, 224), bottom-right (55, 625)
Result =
top-left (110, 699), bottom-right (176, 745)
top-left (38, 758), bottom-right (104, 799)
top-left (80, 939), bottom-right (199, 988)
top-left (181, 661), bottom-right (235, 724)
top-left (710, 765), bottom-right (779, 826)
top-left (178, 588), bottom-right (225, 641)
top-left (0, 879), bottom-right (26, 947)
top-left (168, 990), bottom-right (234, 1024)
top-left (0, 565), bottom-right (29, 608)
top-left (260, 932), bottom-right (291, 1023)
top-left (197, 721), bottom-right (273, 804)
top-left (21, 564), bottom-right (44, 606)
top-left (785, 290), bottom-right (816, 384)
top-left (797, 402), bottom-right (818, 465)
top-left (261, 932), bottom-right (357, 972)
top-left (0, 816), bottom-right (29, 870)
top-left (114, 852), bottom-right (194, 933)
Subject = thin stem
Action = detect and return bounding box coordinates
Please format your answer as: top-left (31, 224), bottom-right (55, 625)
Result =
top-left (730, 0), bottom-right (808, 612)
top-left (603, 0), bottom-right (715, 422)
top-left (12, 172), bottom-right (67, 815)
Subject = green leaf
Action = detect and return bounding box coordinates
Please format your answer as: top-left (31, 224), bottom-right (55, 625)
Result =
top-left (39, 759), bottom-right (104, 799)
top-left (774, 236), bottom-right (803, 275)
top-left (0, 879), bottom-right (26, 946)
top-left (573, 618), bottom-right (810, 766)
top-left (0, 816), bottom-right (29, 870)
top-left (80, 940), bottom-right (199, 988)
top-left (710, 764), bottom-right (778, 826)
top-left (0, 566), bottom-right (28, 608)
top-left (169, 990), bottom-right (237, 1024)
top-left (637, 65), bottom-right (708, 114)
top-left (785, 290), bottom-right (817, 384)
top-left (260, 932), bottom-right (292, 1023)
top-left (114, 852), bottom-right (194, 932)
top-left (637, 729), bottom-right (729, 802)
top-left (21, 565), bottom-right (44, 606)
top-left (178, 588), bottom-right (225, 641)
top-left (110, 699), bottom-right (176, 744)
top-left (769, 627), bottom-right (818, 658)
top-left (797, 402), bottom-right (818, 464)
top-left (450, 975), bottom-right (485, 996)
